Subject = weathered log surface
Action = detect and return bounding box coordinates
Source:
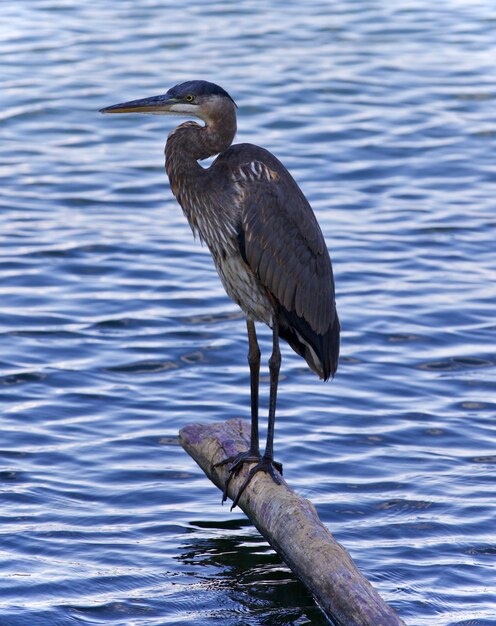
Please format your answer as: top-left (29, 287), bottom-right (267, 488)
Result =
top-left (179, 418), bottom-right (406, 626)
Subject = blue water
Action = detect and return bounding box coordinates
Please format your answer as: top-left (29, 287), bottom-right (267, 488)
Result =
top-left (1, 1), bottom-right (495, 624)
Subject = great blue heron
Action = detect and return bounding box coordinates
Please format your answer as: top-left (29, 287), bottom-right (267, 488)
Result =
top-left (100, 80), bottom-right (340, 509)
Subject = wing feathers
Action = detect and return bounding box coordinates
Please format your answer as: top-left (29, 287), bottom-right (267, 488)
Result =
top-left (241, 176), bottom-right (336, 336)
top-left (227, 150), bottom-right (339, 378)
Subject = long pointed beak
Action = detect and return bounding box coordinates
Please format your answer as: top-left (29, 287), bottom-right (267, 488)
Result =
top-left (99, 94), bottom-right (176, 115)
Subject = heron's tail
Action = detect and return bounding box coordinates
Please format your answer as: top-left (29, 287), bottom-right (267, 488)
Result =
top-left (278, 307), bottom-right (340, 381)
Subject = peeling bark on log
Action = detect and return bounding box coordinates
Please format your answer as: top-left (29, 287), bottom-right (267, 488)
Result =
top-left (179, 418), bottom-right (406, 626)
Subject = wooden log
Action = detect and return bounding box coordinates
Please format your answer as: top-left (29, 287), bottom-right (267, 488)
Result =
top-left (179, 418), bottom-right (406, 626)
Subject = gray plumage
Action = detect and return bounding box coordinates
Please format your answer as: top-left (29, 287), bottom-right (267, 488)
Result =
top-left (100, 80), bottom-right (340, 507)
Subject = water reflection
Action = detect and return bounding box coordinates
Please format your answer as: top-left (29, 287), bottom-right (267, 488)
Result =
top-left (178, 520), bottom-right (331, 626)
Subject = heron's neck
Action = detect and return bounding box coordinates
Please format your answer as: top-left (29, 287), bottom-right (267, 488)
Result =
top-left (164, 111), bottom-right (238, 246)
top-left (165, 111), bottom-right (236, 237)
top-left (165, 115), bottom-right (236, 189)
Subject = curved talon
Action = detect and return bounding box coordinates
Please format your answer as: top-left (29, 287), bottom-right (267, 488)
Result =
top-left (213, 450), bottom-right (261, 503)
top-left (214, 450), bottom-right (283, 508)
top-left (230, 457), bottom-right (282, 510)
top-left (214, 452), bottom-right (258, 471)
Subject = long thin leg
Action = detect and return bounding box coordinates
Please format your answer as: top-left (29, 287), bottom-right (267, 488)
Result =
top-left (263, 318), bottom-right (281, 463)
top-left (247, 319), bottom-right (261, 455)
top-left (230, 319), bottom-right (283, 510)
top-left (214, 319), bottom-right (262, 502)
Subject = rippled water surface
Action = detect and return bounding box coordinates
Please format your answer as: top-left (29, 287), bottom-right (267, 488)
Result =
top-left (1, 1), bottom-right (496, 624)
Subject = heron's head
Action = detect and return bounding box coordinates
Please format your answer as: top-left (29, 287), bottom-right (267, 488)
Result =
top-left (99, 80), bottom-right (237, 124)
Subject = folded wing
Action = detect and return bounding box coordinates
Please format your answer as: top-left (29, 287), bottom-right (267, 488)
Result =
top-left (236, 160), bottom-right (340, 380)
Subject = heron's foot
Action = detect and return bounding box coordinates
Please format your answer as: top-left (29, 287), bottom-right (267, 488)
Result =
top-left (229, 455), bottom-right (283, 511)
top-left (213, 449), bottom-right (261, 504)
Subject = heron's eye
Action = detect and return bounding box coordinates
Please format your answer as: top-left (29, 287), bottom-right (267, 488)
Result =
top-left (185, 94), bottom-right (195, 102)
